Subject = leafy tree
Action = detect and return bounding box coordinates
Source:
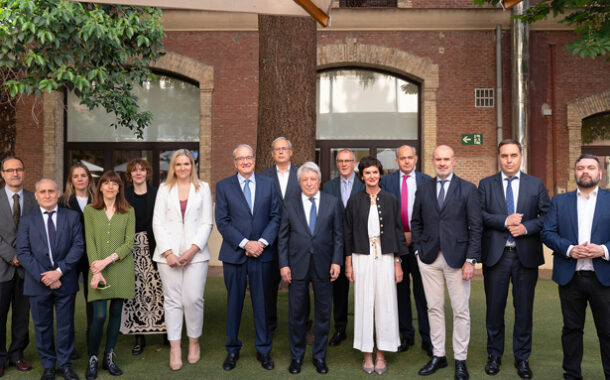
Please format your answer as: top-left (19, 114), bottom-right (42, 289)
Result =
top-left (0, 0), bottom-right (165, 143)
top-left (474, 0), bottom-right (610, 59)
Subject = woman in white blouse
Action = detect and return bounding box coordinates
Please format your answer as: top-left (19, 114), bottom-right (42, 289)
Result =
top-left (153, 149), bottom-right (213, 371)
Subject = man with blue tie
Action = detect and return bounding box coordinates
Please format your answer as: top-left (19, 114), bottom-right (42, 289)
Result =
top-left (215, 144), bottom-right (281, 371)
top-left (380, 145), bottom-right (432, 355)
top-left (17, 178), bottom-right (84, 380)
top-left (542, 154), bottom-right (610, 380)
top-left (278, 162), bottom-right (343, 375)
top-left (322, 149), bottom-right (364, 347)
top-left (478, 139), bottom-right (550, 378)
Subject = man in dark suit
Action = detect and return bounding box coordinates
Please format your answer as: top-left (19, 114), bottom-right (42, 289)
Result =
top-left (0, 156), bottom-right (36, 376)
top-left (258, 137), bottom-right (300, 334)
top-left (321, 149), bottom-right (364, 347)
top-left (411, 145), bottom-right (482, 380)
top-left (542, 153), bottom-right (610, 380)
top-left (478, 139), bottom-right (550, 379)
top-left (380, 145), bottom-right (432, 355)
top-left (215, 144), bottom-right (281, 371)
top-left (278, 162), bottom-right (343, 375)
top-left (17, 178), bottom-right (84, 380)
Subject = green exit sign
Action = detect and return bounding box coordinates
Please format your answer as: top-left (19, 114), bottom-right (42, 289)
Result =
top-left (461, 134), bottom-right (483, 145)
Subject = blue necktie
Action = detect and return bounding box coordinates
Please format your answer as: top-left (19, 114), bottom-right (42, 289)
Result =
top-left (309, 197), bottom-right (317, 235)
top-left (505, 177), bottom-right (516, 243)
top-left (243, 179), bottom-right (253, 213)
top-left (45, 211), bottom-right (56, 261)
top-left (437, 180), bottom-right (447, 208)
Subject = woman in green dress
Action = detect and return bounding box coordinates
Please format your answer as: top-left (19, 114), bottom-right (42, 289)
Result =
top-left (83, 171), bottom-right (135, 380)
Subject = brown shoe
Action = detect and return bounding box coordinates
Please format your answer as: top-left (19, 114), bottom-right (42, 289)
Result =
top-left (11, 360), bottom-right (32, 372)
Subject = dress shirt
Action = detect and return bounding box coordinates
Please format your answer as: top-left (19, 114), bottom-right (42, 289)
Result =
top-left (567, 187), bottom-right (610, 271)
top-left (276, 165), bottom-right (291, 199)
top-left (237, 173), bottom-right (269, 249)
top-left (341, 172), bottom-right (356, 207)
top-left (436, 173), bottom-right (454, 197)
top-left (4, 186), bottom-right (24, 215)
top-left (40, 206), bottom-right (62, 273)
top-left (502, 171), bottom-right (520, 247)
top-left (399, 170), bottom-right (417, 230)
top-left (301, 191), bottom-right (320, 226)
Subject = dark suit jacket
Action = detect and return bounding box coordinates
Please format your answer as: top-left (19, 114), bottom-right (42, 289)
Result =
top-left (278, 192), bottom-right (343, 281)
top-left (322, 174), bottom-right (364, 213)
top-left (215, 173), bottom-right (281, 264)
top-left (478, 172), bottom-right (550, 268)
top-left (16, 207), bottom-right (84, 296)
top-left (0, 187), bottom-right (37, 281)
top-left (411, 174), bottom-right (482, 268)
top-left (258, 165), bottom-right (300, 205)
top-left (125, 185), bottom-right (157, 256)
top-left (542, 189), bottom-right (610, 286)
top-left (60, 194), bottom-right (91, 273)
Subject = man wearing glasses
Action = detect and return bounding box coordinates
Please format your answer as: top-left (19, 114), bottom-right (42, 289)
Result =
top-left (322, 149), bottom-right (364, 347)
top-left (0, 156), bottom-right (36, 376)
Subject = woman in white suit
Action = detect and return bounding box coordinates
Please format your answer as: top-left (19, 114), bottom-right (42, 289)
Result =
top-left (153, 149), bottom-right (213, 371)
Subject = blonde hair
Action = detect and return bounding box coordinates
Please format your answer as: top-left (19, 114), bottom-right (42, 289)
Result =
top-left (164, 149), bottom-right (200, 190)
top-left (61, 163), bottom-right (96, 207)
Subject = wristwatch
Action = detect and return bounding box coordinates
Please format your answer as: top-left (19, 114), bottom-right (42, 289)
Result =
top-left (466, 258), bottom-right (477, 265)
top-left (394, 258), bottom-right (402, 263)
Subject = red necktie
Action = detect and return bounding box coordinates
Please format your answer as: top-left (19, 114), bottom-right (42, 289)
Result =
top-left (401, 174), bottom-right (410, 232)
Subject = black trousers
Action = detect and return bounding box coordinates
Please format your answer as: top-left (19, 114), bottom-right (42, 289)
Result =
top-left (265, 255), bottom-right (281, 331)
top-left (0, 274), bottom-right (30, 365)
top-left (331, 266), bottom-right (349, 333)
top-left (559, 271), bottom-right (610, 380)
top-left (397, 251), bottom-right (430, 345)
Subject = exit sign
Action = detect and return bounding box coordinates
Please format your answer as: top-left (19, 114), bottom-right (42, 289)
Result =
top-left (461, 134), bottom-right (483, 145)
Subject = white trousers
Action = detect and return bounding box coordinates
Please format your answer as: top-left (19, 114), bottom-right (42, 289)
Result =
top-left (157, 261), bottom-right (208, 341)
top-left (417, 253), bottom-right (470, 360)
top-left (352, 252), bottom-right (400, 353)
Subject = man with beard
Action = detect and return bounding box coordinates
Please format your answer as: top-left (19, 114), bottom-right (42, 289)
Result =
top-left (542, 154), bottom-right (610, 380)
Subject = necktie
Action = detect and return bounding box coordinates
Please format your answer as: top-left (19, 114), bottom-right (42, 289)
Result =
top-left (342, 180), bottom-right (349, 207)
top-left (309, 197), bottom-right (317, 235)
top-left (401, 174), bottom-right (410, 232)
top-left (45, 211), bottom-right (56, 262)
top-left (505, 177), bottom-right (516, 243)
top-left (437, 180), bottom-right (447, 208)
top-left (243, 179), bottom-right (253, 213)
top-left (12, 193), bottom-right (20, 227)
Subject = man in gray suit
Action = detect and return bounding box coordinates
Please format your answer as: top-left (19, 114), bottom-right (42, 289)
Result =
top-left (0, 156), bottom-right (36, 376)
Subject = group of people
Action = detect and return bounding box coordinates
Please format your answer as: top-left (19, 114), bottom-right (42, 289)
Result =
top-left (0, 137), bottom-right (607, 380)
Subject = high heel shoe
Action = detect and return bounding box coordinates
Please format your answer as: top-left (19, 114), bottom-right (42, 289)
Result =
top-left (169, 340), bottom-right (183, 371)
top-left (374, 358), bottom-right (387, 375)
top-left (362, 359), bottom-right (374, 374)
top-left (187, 338), bottom-right (200, 364)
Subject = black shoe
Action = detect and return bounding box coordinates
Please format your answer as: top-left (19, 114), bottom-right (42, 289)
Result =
top-left (328, 330), bottom-right (346, 347)
top-left (485, 356), bottom-right (501, 376)
top-left (455, 360), bottom-right (469, 380)
top-left (222, 353), bottom-right (239, 371)
top-left (70, 350), bottom-right (80, 361)
top-left (57, 366), bottom-right (79, 380)
top-left (131, 335), bottom-right (145, 356)
top-left (515, 360), bottom-right (533, 379)
top-left (313, 358), bottom-right (328, 374)
top-left (85, 356), bottom-right (97, 380)
top-left (256, 352), bottom-right (274, 370)
top-left (422, 341), bottom-right (433, 357)
top-left (288, 359), bottom-right (302, 374)
top-left (41, 368), bottom-right (56, 380)
top-left (101, 350), bottom-right (122, 376)
top-left (418, 356), bottom-right (448, 376)
top-left (397, 337), bottom-right (414, 352)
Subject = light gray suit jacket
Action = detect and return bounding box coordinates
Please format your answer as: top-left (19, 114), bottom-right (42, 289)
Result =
top-left (0, 187), bottom-right (36, 281)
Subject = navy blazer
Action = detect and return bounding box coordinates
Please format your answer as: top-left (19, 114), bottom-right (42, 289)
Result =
top-left (322, 174), bottom-right (364, 213)
top-left (542, 189), bottom-right (610, 286)
top-left (215, 173), bottom-right (282, 264)
top-left (16, 207), bottom-right (84, 296)
top-left (258, 165), bottom-right (300, 205)
top-left (411, 174), bottom-right (483, 268)
top-left (478, 172), bottom-right (550, 268)
top-left (278, 192), bottom-right (343, 281)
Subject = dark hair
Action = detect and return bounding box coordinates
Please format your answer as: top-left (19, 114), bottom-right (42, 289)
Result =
top-left (357, 156), bottom-right (384, 180)
top-left (1, 156), bottom-right (24, 171)
top-left (575, 153), bottom-right (601, 169)
top-left (125, 158), bottom-right (152, 184)
top-left (90, 171), bottom-right (130, 213)
top-left (498, 139), bottom-right (523, 155)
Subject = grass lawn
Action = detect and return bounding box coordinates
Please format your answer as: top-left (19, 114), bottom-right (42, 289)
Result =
top-left (4, 277), bottom-right (605, 379)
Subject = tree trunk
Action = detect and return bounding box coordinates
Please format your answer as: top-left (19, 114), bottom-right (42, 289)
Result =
top-left (0, 70), bottom-right (16, 187)
top-left (256, 15), bottom-right (317, 171)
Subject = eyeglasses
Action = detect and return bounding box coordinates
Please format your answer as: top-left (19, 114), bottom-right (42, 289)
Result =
top-left (336, 160), bottom-right (354, 164)
top-left (235, 156), bottom-right (254, 162)
top-left (2, 168), bottom-right (24, 174)
top-left (273, 147), bottom-right (291, 152)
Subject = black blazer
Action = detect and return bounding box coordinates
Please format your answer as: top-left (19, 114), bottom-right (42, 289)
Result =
top-left (322, 174), bottom-right (364, 213)
top-left (60, 194), bottom-right (91, 273)
top-left (258, 165), bottom-right (300, 205)
top-left (478, 172), bottom-right (550, 268)
top-left (278, 192), bottom-right (343, 281)
top-left (344, 189), bottom-right (408, 257)
top-left (411, 174), bottom-right (482, 268)
top-left (125, 185), bottom-right (157, 257)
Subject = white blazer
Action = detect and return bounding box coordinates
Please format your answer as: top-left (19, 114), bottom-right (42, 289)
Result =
top-left (152, 181), bottom-right (213, 263)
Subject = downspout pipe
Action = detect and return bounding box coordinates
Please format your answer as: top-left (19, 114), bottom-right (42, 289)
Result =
top-left (511, 0), bottom-right (529, 173)
top-left (496, 24), bottom-right (503, 171)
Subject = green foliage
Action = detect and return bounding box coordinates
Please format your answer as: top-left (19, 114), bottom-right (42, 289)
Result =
top-left (0, 0), bottom-right (165, 138)
top-left (473, 0), bottom-right (610, 59)
top-left (582, 112), bottom-right (610, 144)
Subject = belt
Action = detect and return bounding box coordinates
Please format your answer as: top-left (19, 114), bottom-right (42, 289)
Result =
top-left (504, 246), bottom-right (516, 252)
top-left (575, 270), bottom-right (594, 277)
top-left (369, 236), bottom-right (380, 259)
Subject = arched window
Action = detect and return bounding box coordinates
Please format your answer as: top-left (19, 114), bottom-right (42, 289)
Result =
top-left (316, 68), bottom-right (420, 181)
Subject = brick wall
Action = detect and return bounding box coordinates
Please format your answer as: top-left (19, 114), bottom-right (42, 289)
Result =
top-left (14, 95), bottom-right (43, 191)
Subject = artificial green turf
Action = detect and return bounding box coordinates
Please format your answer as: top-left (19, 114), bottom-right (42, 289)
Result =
top-left (3, 277), bottom-right (604, 379)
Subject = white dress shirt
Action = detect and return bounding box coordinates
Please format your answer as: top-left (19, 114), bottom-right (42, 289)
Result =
top-left (4, 187), bottom-right (24, 215)
top-left (436, 173), bottom-right (453, 197)
top-left (41, 206), bottom-right (62, 273)
top-left (502, 171), bottom-right (521, 247)
top-left (237, 173), bottom-right (269, 249)
top-left (276, 165), bottom-right (291, 199)
top-left (399, 170), bottom-right (417, 229)
top-left (301, 191), bottom-right (320, 226)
